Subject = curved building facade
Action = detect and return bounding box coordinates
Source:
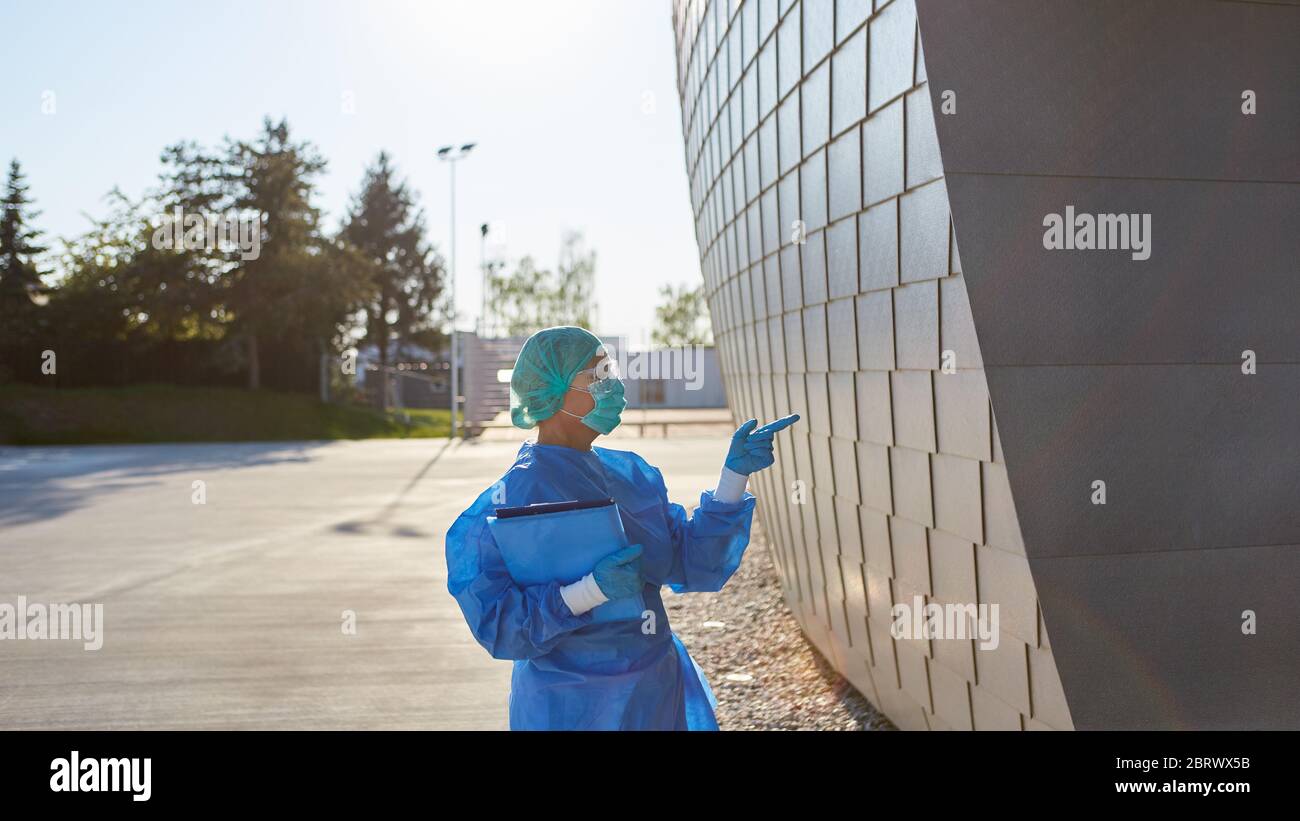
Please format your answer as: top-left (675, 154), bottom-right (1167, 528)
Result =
top-left (671, 0), bottom-right (1299, 730)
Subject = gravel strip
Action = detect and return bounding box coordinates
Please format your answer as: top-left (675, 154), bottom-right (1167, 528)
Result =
top-left (666, 525), bottom-right (896, 731)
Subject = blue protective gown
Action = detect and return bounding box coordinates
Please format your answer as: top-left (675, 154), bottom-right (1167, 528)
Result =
top-left (445, 441), bottom-right (757, 730)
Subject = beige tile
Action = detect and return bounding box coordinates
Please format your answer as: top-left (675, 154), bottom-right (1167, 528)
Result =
top-left (867, 616), bottom-right (900, 689)
top-left (976, 543), bottom-right (1038, 646)
top-left (896, 641), bottom-right (934, 713)
top-left (841, 557), bottom-right (868, 616)
top-left (982, 461), bottom-right (1026, 555)
top-left (974, 637), bottom-right (1031, 714)
top-left (889, 445), bottom-right (933, 527)
top-left (893, 280), bottom-right (940, 371)
top-left (855, 370), bottom-right (893, 445)
top-left (891, 370), bottom-right (936, 452)
top-left (932, 452), bottom-right (984, 544)
top-left (831, 435), bottom-right (861, 505)
top-left (857, 440), bottom-right (893, 514)
top-left (860, 505), bottom-right (893, 575)
top-left (1029, 645), bottom-right (1075, 729)
top-left (835, 495), bottom-right (864, 562)
top-left (889, 515), bottom-right (931, 595)
top-left (934, 369), bottom-right (991, 461)
top-left (928, 527), bottom-right (977, 606)
top-left (932, 632), bottom-right (976, 682)
top-left (939, 275), bottom-right (984, 368)
top-left (855, 289), bottom-right (895, 370)
top-left (971, 687), bottom-right (1024, 731)
top-left (927, 657), bottom-right (974, 730)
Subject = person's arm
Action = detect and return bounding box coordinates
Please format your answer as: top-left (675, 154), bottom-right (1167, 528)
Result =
top-left (446, 500), bottom-right (595, 660)
top-left (659, 468), bottom-right (758, 594)
top-left (714, 465), bottom-right (749, 504)
top-left (558, 572), bottom-right (608, 616)
top-left (660, 414), bottom-right (800, 593)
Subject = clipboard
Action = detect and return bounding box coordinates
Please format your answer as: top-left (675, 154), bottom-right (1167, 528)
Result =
top-left (486, 498), bottom-right (646, 623)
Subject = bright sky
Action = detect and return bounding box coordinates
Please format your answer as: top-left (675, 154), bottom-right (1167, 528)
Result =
top-left (0, 0), bottom-right (700, 346)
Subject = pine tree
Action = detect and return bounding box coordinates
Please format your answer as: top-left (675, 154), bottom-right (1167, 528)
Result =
top-left (0, 159), bottom-right (47, 307)
top-left (342, 151), bottom-right (444, 408)
top-left (154, 119), bottom-right (365, 392)
top-left (222, 118), bottom-right (329, 389)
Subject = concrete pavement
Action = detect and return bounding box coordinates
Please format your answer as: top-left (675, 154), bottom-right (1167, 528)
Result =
top-left (0, 434), bottom-right (731, 729)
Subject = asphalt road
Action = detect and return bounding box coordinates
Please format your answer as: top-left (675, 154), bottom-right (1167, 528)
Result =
top-left (0, 435), bottom-right (729, 729)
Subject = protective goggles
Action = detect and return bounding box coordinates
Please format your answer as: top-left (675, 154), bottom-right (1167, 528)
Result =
top-left (568, 359), bottom-right (621, 392)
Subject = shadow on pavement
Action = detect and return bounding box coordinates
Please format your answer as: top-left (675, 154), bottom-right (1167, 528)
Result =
top-left (331, 438), bottom-right (455, 539)
top-left (0, 440), bottom-right (331, 528)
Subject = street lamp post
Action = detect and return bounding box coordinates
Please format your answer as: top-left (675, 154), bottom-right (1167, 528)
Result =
top-left (438, 142), bottom-right (476, 440)
top-left (479, 222), bottom-right (489, 336)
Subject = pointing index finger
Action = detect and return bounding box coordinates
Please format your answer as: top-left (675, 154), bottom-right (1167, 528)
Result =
top-left (755, 413), bottom-right (800, 436)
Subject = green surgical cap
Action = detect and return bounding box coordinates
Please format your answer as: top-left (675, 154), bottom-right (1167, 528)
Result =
top-left (509, 326), bottom-right (604, 429)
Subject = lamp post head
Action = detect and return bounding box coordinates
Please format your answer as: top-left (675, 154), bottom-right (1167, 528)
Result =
top-left (437, 143), bottom-right (476, 161)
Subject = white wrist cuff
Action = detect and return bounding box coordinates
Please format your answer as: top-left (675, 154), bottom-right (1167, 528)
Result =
top-left (560, 572), bottom-right (609, 616)
top-left (715, 466), bottom-right (749, 504)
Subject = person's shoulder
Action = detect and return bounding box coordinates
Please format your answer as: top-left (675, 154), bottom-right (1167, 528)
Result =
top-left (456, 445), bottom-right (537, 515)
top-left (592, 444), bottom-right (653, 469)
top-left (594, 446), bottom-right (667, 490)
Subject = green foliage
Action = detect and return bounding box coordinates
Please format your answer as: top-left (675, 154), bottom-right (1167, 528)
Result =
top-left (6, 118), bottom-right (385, 393)
top-left (214, 119), bottom-right (343, 386)
top-left (52, 188), bottom-right (224, 344)
top-left (0, 159), bottom-right (47, 299)
top-left (485, 231), bottom-right (596, 336)
top-left (0, 159), bottom-right (49, 355)
top-left (341, 151), bottom-right (446, 406)
top-left (652, 281), bottom-right (712, 347)
top-left (0, 115), bottom-right (599, 437)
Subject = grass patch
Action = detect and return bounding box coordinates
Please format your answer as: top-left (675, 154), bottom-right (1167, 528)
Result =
top-left (0, 384), bottom-right (455, 445)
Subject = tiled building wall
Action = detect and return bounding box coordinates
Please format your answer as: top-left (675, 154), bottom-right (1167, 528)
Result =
top-left (670, 0), bottom-right (1073, 730)
top-left (911, 0), bottom-right (1300, 730)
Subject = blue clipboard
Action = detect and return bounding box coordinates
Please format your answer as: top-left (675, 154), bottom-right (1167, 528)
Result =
top-left (486, 499), bottom-right (646, 623)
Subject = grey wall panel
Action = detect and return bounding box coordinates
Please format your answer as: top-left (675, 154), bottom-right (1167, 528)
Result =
top-left (673, 0), bottom-right (1087, 731)
top-left (944, 174), bottom-right (1300, 367)
top-left (987, 364), bottom-right (1300, 558)
top-left (1032, 545), bottom-right (1300, 730)
top-left (909, 0), bottom-right (1300, 729)
top-left (914, 0), bottom-right (1299, 182)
